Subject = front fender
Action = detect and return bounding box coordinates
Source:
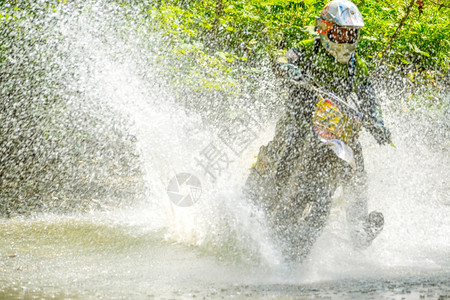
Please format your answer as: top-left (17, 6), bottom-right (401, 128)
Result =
top-left (322, 139), bottom-right (356, 170)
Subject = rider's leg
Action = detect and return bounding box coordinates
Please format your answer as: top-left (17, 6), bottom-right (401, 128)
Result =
top-left (252, 114), bottom-right (299, 178)
top-left (344, 142), bottom-right (384, 248)
top-left (273, 116), bottom-right (309, 188)
top-left (253, 115), bottom-right (290, 174)
top-left (274, 129), bottom-right (305, 183)
top-left (244, 115), bottom-right (292, 207)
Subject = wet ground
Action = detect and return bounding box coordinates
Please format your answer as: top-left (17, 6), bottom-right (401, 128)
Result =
top-left (1, 214), bottom-right (448, 299)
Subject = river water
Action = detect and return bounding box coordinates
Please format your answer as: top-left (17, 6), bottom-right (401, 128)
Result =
top-left (1, 1), bottom-right (449, 299)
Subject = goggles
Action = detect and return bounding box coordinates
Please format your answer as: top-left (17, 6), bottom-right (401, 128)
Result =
top-left (328, 27), bottom-right (359, 44)
top-left (317, 19), bottom-right (360, 44)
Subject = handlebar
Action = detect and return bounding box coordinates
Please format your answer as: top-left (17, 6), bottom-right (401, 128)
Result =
top-left (290, 78), bottom-right (370, 127)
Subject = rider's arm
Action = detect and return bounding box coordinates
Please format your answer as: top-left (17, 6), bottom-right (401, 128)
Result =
top-left (273, 39), bottom-right (317, 80)
top-left (273, 48), bottom-right (305, 80)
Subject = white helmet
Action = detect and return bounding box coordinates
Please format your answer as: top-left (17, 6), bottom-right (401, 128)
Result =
top-left (315, 0), bottom-right (364, 64)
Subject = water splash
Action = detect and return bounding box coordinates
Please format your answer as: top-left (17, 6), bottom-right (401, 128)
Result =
top-left (0, 2), bottom-right (448, 296)
top-left (20, 0), bottom-right (283, 265)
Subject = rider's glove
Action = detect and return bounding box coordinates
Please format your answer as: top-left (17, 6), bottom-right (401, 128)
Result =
top-left (370, 123), bottom-right (392, 145)
top-left (277, 63), bottom-right (303, 81)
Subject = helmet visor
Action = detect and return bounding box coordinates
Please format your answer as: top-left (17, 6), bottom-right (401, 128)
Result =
top-left (327, 27), bottom-right (359, 44)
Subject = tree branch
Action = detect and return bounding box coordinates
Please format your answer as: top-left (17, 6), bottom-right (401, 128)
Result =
top-left (378, 0), bottom-right (416, 66)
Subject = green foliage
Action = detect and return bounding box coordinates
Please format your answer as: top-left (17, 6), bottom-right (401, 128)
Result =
top-left (356, 0), bottom-right (449, 72)
top-left (143, 0), bottom-right (448, 92)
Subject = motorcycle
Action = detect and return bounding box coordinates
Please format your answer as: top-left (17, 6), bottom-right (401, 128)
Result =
top-left (244, 79), bottom-right (375, 261)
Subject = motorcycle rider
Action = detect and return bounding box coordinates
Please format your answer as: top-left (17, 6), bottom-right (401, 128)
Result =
top-left (253, 0), bottom-right (390, 248)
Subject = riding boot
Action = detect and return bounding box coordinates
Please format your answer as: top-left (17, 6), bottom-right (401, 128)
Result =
top-left (351, 210), bottom-right (384, 248)
top-left (363, 210), bottom-right (384, 243)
